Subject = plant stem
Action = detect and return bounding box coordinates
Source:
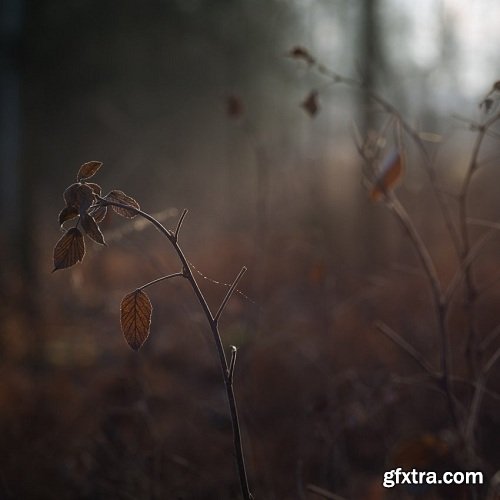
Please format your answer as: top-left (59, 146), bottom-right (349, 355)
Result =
top-left (374, 321), bottom-right (438, 378)
top-left (138, 272), bottom-right (184, 291)
top-left (313, 63), bottom-right (461, 255)
top-left (215, 266), bottom-right (247, 323)
top-left (458, 112), bottom-right (500, 375)
top-left (388, 196), bottom-right (460, 430)
top-left (98, 197), bottom-right (252, 500)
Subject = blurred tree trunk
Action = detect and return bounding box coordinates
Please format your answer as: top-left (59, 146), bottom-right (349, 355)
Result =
top-left (0, 0), bottom-right (23, 257)
top-left (355, 0), bottom-right (388, 272)
top-left (1, 0), bottom-right (40, 363)
top-left (359, 0), bottom-right (379, 136)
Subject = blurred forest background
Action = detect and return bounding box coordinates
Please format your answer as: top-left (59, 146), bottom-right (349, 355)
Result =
top-left (1, 0), bottom-right (500, 498)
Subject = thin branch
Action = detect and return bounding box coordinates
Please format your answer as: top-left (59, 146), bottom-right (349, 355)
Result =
top-left (138, 272), bottom-right (184, 291)
top-left (388, 196), bottom-right (444, 306)
top-left (464, 345), bottom-right (500, 451)
top-left (484, 346), bottom-right (500, 375)
top-left (467, 217), bottom-right (500, 231)
top-left (374, 321), bottom-right (438, 378)
top-left (389, 195), bottom-right (459, 429)
top-left (98, 196), bottom-right (252, 500)
top-left (174, 208), bottom-right (188, 242)
top-left (457, 111), bottom-right (500, 373)
top-left (479, 324), bottom-right (500, 353)
top-left (444, 229), bottom-right (496, 305)
top-left (228, 345), bottom-right (237, 383)
top-left (355, 151), bottom-right (458, 429)
top-left (314, 63), bottom-right (461, 254)
top-left (215, 266), bottom-right (247, 323)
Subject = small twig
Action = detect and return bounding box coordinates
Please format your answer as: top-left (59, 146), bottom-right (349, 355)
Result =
top-left (174, 208), bottom-right (188, 242)
top-left (215, 266), bottom-right (247, 323)
top-left (138, 272), bottom-right (184, 291)
top-left (374, 321), bottom-right (438, 378)
top-left (228, 345), bottom-right (237, 382)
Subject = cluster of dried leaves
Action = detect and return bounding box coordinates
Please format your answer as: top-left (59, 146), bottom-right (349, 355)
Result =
top-left (53, 161), bottom-right (151, 350)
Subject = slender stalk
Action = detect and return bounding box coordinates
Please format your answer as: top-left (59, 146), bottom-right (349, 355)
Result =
top-left (228, 346), bottom-right (238, 382)
top-left (138, 272), bottom-right (183, 291)
top-left (458, 112), bottom-right (500, 374)
top-left (313, 63), bottom-right (461, 255)
top-left (174, 208), bottom-right (188, 242)
top-left (374, 321), bottom-right (438, 378)
top-left (387, 196), bottom-right (459, 430)
top-left (215, 266), bottom-right (247, 323)
top-left (465, 346), bottom-right (500, 454)
top-left (98, 196), bottom-right (252, 500)
top-left (444, 229), bottom-right (496, 306)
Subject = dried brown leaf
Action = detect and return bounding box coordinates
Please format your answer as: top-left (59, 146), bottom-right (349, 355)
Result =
top-left (301, 91), bottom-right (319, 117)
top-left (64, 183), bottom-right (95, 213)
top-left (105, 190), bottom-right (140, 218)
top-left (120, 290), bottom-right (152, 350)
top-left (53, 227), bottom-right (85, 271)
top-left (370, 150), bottom-right (403, 202)
top-left (81, 214), bottom-right (106, 245)
top-left (77, 161), bottom-right (103, 181)
top-left (58, 206), bottom-right (78, 226)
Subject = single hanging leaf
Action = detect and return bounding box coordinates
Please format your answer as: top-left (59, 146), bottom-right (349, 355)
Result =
top-left (120, 290), bottom-right (152, 350)
top-left (105, 190), bottom-right (140, 218)
top-left (81, 214), bottom-right (106, 245)
top-left (301, 90), bottom-right (319, 117)
top-left (77, 161), bottom-right (103, 181)
top-left (370, 149), bottom-right (403, 202)
top-left (53, 227), bottom-right (85, 271)
top-left (58, 206), bottom-right (78, 226)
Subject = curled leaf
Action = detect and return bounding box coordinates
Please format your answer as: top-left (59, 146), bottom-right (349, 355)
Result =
top-left (301, 91), bottom-right (319, 117)
top-left (370, 149), bottom-right (403, 202)
top-left (105, 190), bottom-right (140, 218)
top-left (77, 161), bottom-right (103, 181)
top-left (64, 183), bottom-right (95, 214)
top-left (53, 227), bottom-right (85, 271)
top-left (81, 214), bottom-right (106, 245)
top-left (120, 290), bottom-right (152, 350)
top-left (58, 206), bottom-right (78, 227)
